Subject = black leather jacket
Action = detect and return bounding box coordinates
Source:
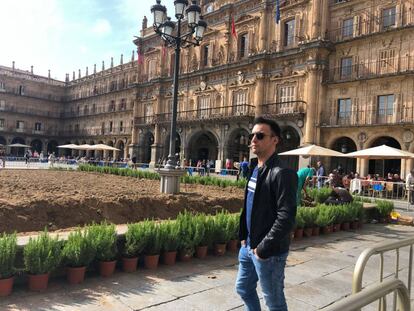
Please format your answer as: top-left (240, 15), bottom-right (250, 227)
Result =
top-left (239, 153), bottom-right (298, 259)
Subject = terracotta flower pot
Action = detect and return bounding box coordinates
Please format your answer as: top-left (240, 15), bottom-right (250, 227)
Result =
top-left (99, 260), bottom-right (116, 277)
top-left (341, 222), bottom-right (350, 231)
top-left (196, 246), bottom-right (208, 259)
top-left (322, 225), bottom-right (333, 234)
top-left (294, 228), bottom-right (304, 239)
top-left (144, 254), bottom-right (160, 269)
top-left (179, 249), bottom-right (193, 262)
top-left (214, 243), bottom-right (227, 256)
top-left (122, 257), bottom-right (138, 272)
top-left (351, 220), bottom-right (359, 230)
top-left (312, 227), bottom-right (320, 236)
top-left (0, 276), bottom-right (14, 296)
top-left (162, 251), bottom-right (177, 265)
top-left (304, 227), bottom-right (313, 237)
top-left (358, 220), bottom-right (364, 229)
top-left (28, 273), bottom-right (49, 291)
top-left (227, 239), bottom-right (238, 252)
top-left (333, 224), bottom-right (341, 232)
top-left (67, 266), bottom-right (86, 285)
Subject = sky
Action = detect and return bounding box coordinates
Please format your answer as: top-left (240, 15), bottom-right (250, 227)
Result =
top-left (0, 0), bottom-right (175, 81)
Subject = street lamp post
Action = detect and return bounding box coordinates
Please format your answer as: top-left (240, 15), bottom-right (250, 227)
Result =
top-left (151, 0), bottom-right (207, 193)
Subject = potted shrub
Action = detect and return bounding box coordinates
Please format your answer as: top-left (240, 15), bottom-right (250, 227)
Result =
top-left (23, 230), bottom-right (62, 291)
top-left (159, 220), bottom-right (179, 265)
top-left (301, 207), bottom-right (317, 237)
top-left (62, 228), bottom-right (96, 284)
top-left (294, 208), bottom-right (305, 239)
top-left (0, 233), bottom-right (17, 296)
top-left (226, 213), bottom-right (240, 252)
top-left (142, 220), bottom-right (162, 269)
top-left (176, 211), bottom-right (196, 261)
top-left (340, 204), bottom-right (352, 230)
top-left (375, 200), bottom-right (394, 223)
top-left (89, 223), bottom-right (118, 277)
top-left (123, 222), bottom-right (146, 272)
top-left (213, 211), bottom-right (231, 256)
top-left (315, 205), bottom-right (334, 234)
top-left (193, 214), bottom-right (208, 259)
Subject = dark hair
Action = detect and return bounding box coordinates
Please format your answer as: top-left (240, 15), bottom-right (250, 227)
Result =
top-left (253, 116), bottom-right (282, 140)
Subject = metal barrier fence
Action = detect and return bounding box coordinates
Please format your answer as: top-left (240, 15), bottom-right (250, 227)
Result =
top-left (321, 279), bottom-right (410, 311)
top-left (352, 236), bottom-right (414, 311)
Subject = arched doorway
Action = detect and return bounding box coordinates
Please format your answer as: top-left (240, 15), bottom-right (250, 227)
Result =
top-left (96, 140), bottom-right (104, 159)
top-left (107, 141), bottom-right (114, 159)
top-left (278, 127), bottom-right (301, 171)
top-left (47, 140), bottom-right (58, 155)
top-left (331, 137), bottom-right (357, 174)
top-left (188, 131), bottom-right (218, 164)
top-left (11, 137), bottom-right (26, 156)
top-left (0, 136), bottom-right (6, 146)
top-left (143, 132), bottom-right (154, 163)
top-left (163, 132), bottom-right (181, 161)
top-left (369, 137), bottom-right (401, 176)
top-left (89, 140), bottom-right (95, 159)
top-left (30, 139), bottom-right (43, 153)
top-left (117, 140), bottom-right (125, 160)
top-left (226, 129), bottom-right (249, 162)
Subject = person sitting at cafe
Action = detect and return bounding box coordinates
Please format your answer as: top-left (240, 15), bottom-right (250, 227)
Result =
top-left (386, 172), bottom-right (394, 182)
top-left (324, 187), bottom-right (354, 205)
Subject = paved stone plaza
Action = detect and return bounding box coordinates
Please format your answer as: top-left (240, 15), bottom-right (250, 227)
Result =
top-left (1, 224), bottom-right (414, 310)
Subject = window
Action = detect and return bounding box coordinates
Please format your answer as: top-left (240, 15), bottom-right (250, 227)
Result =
top-left (202, 45), bottom-right (209, 66)
top-left (0, 100), bottom-right (5, 110)
top-left (0, 119), bottom-right (4, 128)
top-left (110, 81), bottom-right (117, 91)
top-left (342, 18), bottom-right (353, 38)
top-left (109, 101), bottom-right (115, 112)
top-left (92, 104), bottom-right (96, 114)
top-left (232, 90), bottom-right (248, 115)
top-left (109, 121), bottom-right (113, 132)
top-left (77, 106), bottom-right (80, 115)
top-left (120, 99), bottom-right (126, 110)
top-left (338, 99), bottom-right (352, 123)
top-left (198, 95), bottom-right (211, 118)
top-left (379, 49), bottom-right (395, 74)
top-left (239, 34), bottom-right (248, 58)
top-left (75, 124), bottom-right (79, 132)
top-left (148, 59), bottom-right (157, 80)
top-left (284, 19), bottom-right (295, 46)
top-left (145, 104), bottom-right (153, 123)
top-left (378, 95), bottom-right (394, 116)
top-left (83, 105), bottom-right (88, 115)
top-left (119, 121), bottom-right (124, 132)
top-left (340, 57), bottom-right (352, 78)
top-left (278, 85), bottom-right (296, 102)
top-left (382, 7), bottom-right (396, 29)
top-left (0, 82), bottom-right (5, 91)
top-left (101, 122), bottom-right (105, 134)
top-left (16, 120), bottom-right (24, 129)
top-left (34, 122), bottom-right (42, 131)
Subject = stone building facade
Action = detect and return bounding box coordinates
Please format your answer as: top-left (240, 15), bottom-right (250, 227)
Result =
top-left (1, 0), bottom-right (414, 176)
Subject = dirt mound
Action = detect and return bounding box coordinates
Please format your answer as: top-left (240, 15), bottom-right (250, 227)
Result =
top-left (0, 170), bottom-right (244, 233)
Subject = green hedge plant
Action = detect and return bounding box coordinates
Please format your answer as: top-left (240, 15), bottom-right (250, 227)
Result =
top-left (141, 220), bottom-right (162, 256)
top-left (62, 228), bottom-right (96, 268)
top-left (0, 233), bottom-right (17, 279)
top-left (213, 211), bottom-right (232, 244)
top-left (159, 220), bottom-right (180, 253)
top-left (375, 200), bottom-right (394, 219)
top-left (88, 223), bottom-right (118, 262)
top-left (176, 211), bottom-right (196, 255)
top-left (124, 222), bottom-right (147, 257)
top-left (24, 230), bottom-right (62, 275)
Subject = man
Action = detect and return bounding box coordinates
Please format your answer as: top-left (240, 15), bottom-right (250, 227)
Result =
top-left (240, 157), bottom-right (249, 179)
top-left (316, 161), bottom-right (325, 188)
top-left (406, 169), bottom-right (414, 205)
top-left (236, 116), bottom-right (298, 311)
top-left (324, 187), bottom-right (353, 205)
top-left (297, 166), bottom-right (315, 205)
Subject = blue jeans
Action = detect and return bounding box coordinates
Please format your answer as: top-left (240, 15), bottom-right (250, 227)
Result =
top-left (235, 245), bottom-right (288, 311)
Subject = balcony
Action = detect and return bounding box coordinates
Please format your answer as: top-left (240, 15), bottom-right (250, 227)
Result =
top-left (60, 126), bottom-right (133, 137)
top-left (152, 104), bottom-right (255, 125)
top-left (321, 106), bottom-right (414, 127)
top-left (328, 9), bottom-right (414, 43)
top-left (1, 106), bottom-right (61, 118)
top-left (326, 56), bottom-right (414, 83)
top-left (261, 101), bottom-right (306, 117)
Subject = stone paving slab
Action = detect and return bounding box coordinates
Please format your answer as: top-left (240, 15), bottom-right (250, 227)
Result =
top-left (2, 224), bottom-right (414, 311)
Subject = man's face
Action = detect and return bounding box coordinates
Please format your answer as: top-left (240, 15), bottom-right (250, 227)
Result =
top-left (250, 124), bottom-right (278, 157)
top-left (317, 161), bottom-right (321, 167)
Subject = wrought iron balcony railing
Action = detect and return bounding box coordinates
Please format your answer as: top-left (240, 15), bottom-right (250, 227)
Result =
top-left (321, 106), bottom-right (414, 127)
top-left (59, 126), bottom-right (133, 137)
top-left (261, 101), bottom-right (306, 116)
top-left (326, 56), bottom-right (414, 83)
top-left (0, 106), bottom-right (61, 118)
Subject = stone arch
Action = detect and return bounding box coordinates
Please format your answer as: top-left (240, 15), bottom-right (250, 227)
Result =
top-left (369, 136), bottom-right (402, 176)
top-left (187, 130), bottom-right (219, 165)
top-left (11, 137), bottom-right (26, 156)
top-left (278, 126), bottom-right (302, 171)
top-left (47, 140), bottom-right (59, 155)
top-left (330, 136), bottom-right (358, 174)
top-left (225, 128), bottom-right (250, 163)
top-left (142, 131), bottom-right (154, 163)
top-left (30, 139), bottom-right (43, 153)
top-left (0, 136), bottom-right (6, 146)
top-left (107, 140), bottom-right (115, 159)
top-left (116, 140), bottom-right (125, 160)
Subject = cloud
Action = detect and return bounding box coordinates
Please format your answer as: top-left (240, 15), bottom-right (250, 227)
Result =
top-left (91, 19), bottom-right (112, 36)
